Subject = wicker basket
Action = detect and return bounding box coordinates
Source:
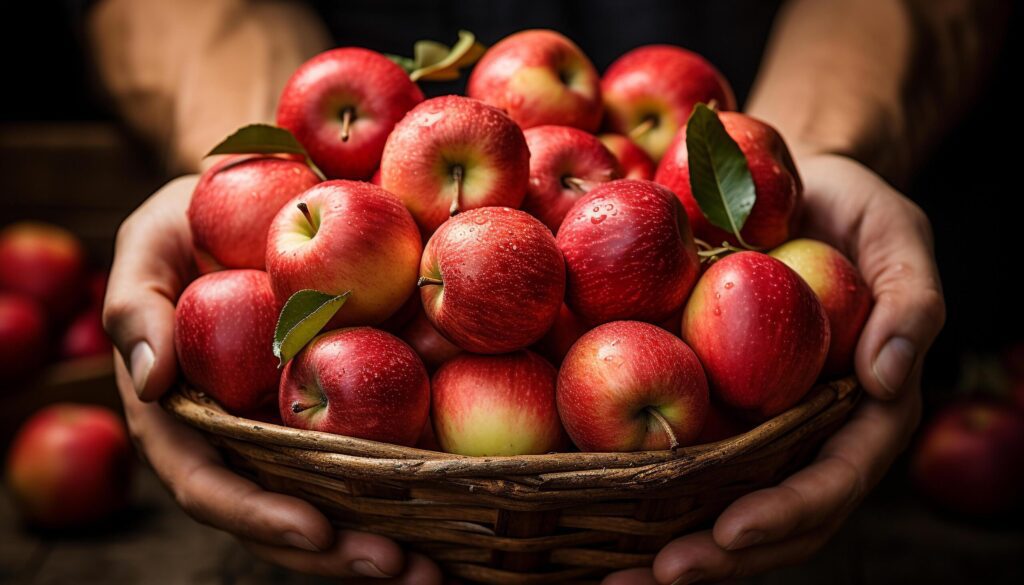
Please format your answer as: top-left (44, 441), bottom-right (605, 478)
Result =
top-left (163, 376), bottom-right (859, 584)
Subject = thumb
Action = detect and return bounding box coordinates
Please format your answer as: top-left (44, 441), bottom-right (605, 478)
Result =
top-left (103, 176), bottom-right (198, 401)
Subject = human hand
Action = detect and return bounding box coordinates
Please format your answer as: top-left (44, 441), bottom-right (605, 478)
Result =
top-left (103, 177), bottom-right (441, 583)
top-left (602, 154), bottom-right (945, 584)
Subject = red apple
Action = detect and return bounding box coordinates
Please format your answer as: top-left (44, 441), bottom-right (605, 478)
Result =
top-left (655, 111), bottom-right (802, 249)
top-left (432, 350), bottom-right (565, 456)
top-left (174, 270), bottom-right (281, 414)
top-left (279, 327), bottom-right (429, 447)
top-left (911, 401), bottom-right (1024, 517)
top-left (188, 155), bottom-right (320, 272)
top-left (555, 179), bottom-right (700, 326)
top-left (377, 290), bottom-right (421, 334)
top-left (602, 45), bottom-right (736, 161)
top-left (521, 125), bottom-right (620, 232)
top-left (266, 180), bottom-right (422, 327)
top-left (399, 310), bottom-right (462, 371)
top-left (532, 303), bottom-right (590, 366)
top-left (770, 238), bottom-right (872, 376)
top-left (276, 48), bottom-right (424, 180)
top-left (0, 293), bottom-right (47, 380)
top-left (87, 270), bottom-right (108, 308)
top-left (682, 252), bottom-right (830, 420)
top-left (369, 168), bottom-right (382, 186)
top-left (60, 308), bottom-right (111, 360)
top-left (380, 95), bottom-right (530, 235)
top-left (419, 207), bottom-right (565, 354)
top-left (696, 402), bottom-right (752, 444)
top-left (5, 403), bottom-right (133, 528)
top-left (599, 133), bottom-right (656, 180)
top-left (467, 29), bottom-right (602, 132)
top-left (415, 416), bottom-right (442, 451)
top-left (0, 221), bottom-right (86, 318)
top-left (557, 321), bottom-right (709, 452)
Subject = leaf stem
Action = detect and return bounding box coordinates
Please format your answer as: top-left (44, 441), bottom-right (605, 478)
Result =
top-left (645, 407), bottom-right (680, 450)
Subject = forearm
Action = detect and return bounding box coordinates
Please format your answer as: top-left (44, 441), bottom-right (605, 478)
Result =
top-left (746, 0), bottom-right (1008, 185)
top-left (87, 0), bottom-right (330, 173)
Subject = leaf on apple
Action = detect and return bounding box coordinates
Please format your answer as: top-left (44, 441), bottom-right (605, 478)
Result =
top-left (273, 290), bottom-right (350, 366)
top-left (685, 103), bottom-right (757, 247)
top-left (206, 124), bottom-right (326, 179)
top-left (386, 30), bottom-right (486, 82)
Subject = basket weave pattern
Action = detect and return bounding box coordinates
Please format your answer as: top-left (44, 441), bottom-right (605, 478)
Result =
top-left (164, 377), bottom-right (859, 584)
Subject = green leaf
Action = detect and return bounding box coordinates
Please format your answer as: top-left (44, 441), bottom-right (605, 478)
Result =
top-left (273, 290), bottom-right (350, 366)
top-left (385, 53), bottom-right (417, 74)
top-left (409, 30), bottom-right (486, 82)
top-left (685, 103), bottom-right (757, 245)
top-left (206, 124), bottom-right (309, 158)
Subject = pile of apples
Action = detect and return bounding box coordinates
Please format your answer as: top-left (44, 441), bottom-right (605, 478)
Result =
top-left (0, 222), bottom-right (111, 381)
top-left (174, 30), bottom-right (873, 456)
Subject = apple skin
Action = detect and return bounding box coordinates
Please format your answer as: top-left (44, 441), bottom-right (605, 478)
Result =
top-left (432, 350), bottom-right (565, 456)
top-left (467, 29), bottom-right (602, 132)
top-left (682, 252), bottom-right (830, 421)
top-left (599, 133), bottom-right (656, 180)
top-left (655, 112), bottom-right (802, 249)
top-left (266, 180), bottom-right (422, 327)
top-left (60, 308), bottom-right (111, 360)
top-left (381, 95), bottom-right (530, 236)
top-left (276, 48), bottom-right (424, 180)
top-left (0, 221), bottom-right (86, 319)
top-left (521, 125), bottom-right (621, 232)
top-left (174, 270), bottom-right (282, 414)
top-left (769, 238), bottom-right (872, 376)
top-left (555, 179), bottom-right (700, 326)
top-left (602, 45), bottom-right (736, 161)
top-left (420, 207), bottom-right (565, 354)
top-left (911, 401), bottom-right (1024, 518)
top-left (399, 309), bottom-right (462, 371)
top-left (0, 293), bottom-right (47, 380)
top-left (5, 403), bottom-right (133, 528)
top-left (279, 327), bottom-right (429, 447)
top-left (532, 303), bottom-right (591, 366)
top-left (188, 155), bottom-right (320, 272)
top-left (557, 321), bottom-right (709, 452)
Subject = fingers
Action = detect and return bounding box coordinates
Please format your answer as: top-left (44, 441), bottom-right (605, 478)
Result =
top-left (103, 176), bottom-right (198, 401)
top-left (600, 567), bottom-right (657, 585)
top-left (115, 353), bottom-right (335, 552)
top-left (242, 540), bottom-right (441, 583)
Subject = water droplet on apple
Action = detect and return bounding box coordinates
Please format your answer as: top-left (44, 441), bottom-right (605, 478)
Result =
top-left (714, 307), bottom-right (721, 316)
top-left (724, 282), bottom-right (734, 289)
top-left (605, 203), bottom-right (614, 211)
top-left (592, 206), bottom-right (601, 213)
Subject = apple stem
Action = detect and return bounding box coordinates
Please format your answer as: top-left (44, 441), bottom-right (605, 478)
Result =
top-left (340, 107), bottom-right (354, 142)
top-left (562, 176), bottom-right (593, 195)
top-left (297, 202), bottom-right (315, 230)
top-left (449, 164), bottom-right (464, 216)
top-left (707, 99), bottom-right (719, 112)
top-left (291, 398), bottom-right (325, 415)
top-left (629, 117), bottom-right (657, 140)
top-left (417, 276), bottom-right (443, 287)
top-left (646, 407), bottom-right (680, 450)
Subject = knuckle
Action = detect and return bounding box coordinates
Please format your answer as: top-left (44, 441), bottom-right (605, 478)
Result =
top-left (916, 287), bottom-right (947, 330)
top-left (100, 297), bottom-right (131, 336)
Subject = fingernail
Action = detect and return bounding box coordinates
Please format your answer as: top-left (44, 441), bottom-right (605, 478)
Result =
top-left (727, 529), bottom-right (765, 550)
top-left (350, 559), bottom-right (393, 578)
top-left (872, 337), bottom-right (916, 397)
top-left (671, 570), bottom-right (704, 585)
top-left (283, 531), bottom-right (320, 552)
top-left (129, 342), bottom-right (155, 397)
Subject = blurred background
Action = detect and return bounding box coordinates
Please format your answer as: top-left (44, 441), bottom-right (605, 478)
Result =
top-left (1, 1), bottom-right (1022, 583)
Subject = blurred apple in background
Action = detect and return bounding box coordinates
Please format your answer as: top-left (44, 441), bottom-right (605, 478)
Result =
top-left (381, 95), bottom-right (530, 235)
top-left (86, 270), bottom-right (108, 308)
top-left (912, 400), bottom-right (1024, 518)
top-left (266, 180), bottom-right (422, 327)
top-left (557, 321), bottom-right (709, 452)
top-left (656, 111), bottom-right (801, 249)
top-left (432, 351), bottom-right (566, 456)
top-left (59, 308), bottom-right (110, 360)
top-left (602, 45), bottom-right (735, 161)
top-left (521, 125), bottom-right (620, 232)
top-left (599, 133), bottom-right (655, 180)
top-left (174, 270), bottom-right (282, 415)
top-left (280, 327), bottom-right (429, 447)
top-left (277, 47), bottom-right (424, 180)
top-left (0, 222), bottom-right (86, 319)
top-left (399, 310), bottom-right (462, 371)
top-left (468, 29), bottom-right (603, 132)
top-left (0, 293), bottom-right (48, 380)
top-left (556, 179), bottom-right (700, 326)
top-left (5, 403), bottom-right (133, 528)
top-left (770, 238), bottom-right (872, 376)
top-left (188, 155), bottom-right (320, 272)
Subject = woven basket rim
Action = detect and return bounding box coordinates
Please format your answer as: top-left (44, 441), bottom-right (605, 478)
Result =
top-left (163, 376), bottom-right (858, 478)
